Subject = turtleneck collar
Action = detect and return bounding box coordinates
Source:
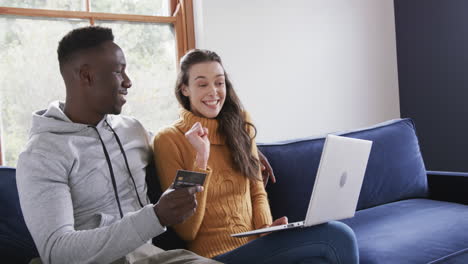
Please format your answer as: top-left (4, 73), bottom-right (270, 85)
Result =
top-left (174, 108), bottom-right (225, 145)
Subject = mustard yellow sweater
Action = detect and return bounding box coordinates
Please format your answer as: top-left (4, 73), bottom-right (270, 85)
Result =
top-left (153, 109), bottom-right (272, 258)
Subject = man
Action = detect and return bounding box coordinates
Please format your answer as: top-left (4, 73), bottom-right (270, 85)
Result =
top-left (16, 26), bottom-right (220, 264)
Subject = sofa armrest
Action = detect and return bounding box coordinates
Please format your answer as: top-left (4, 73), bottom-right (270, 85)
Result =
top-left (427, 170), bottom-right (468, 205)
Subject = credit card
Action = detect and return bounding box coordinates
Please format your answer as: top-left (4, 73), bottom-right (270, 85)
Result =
top-left (173, 170), bottom-right (207, 189)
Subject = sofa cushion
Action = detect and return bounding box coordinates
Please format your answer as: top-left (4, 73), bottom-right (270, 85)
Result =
top-left (259, 118), bottom-right (428, 222)
top-left (340, 199), bottom-right (468, 264)
top-left (0, 166), bottom-right (39, 263)
top-left (428, 248), bottom-right (468, 264)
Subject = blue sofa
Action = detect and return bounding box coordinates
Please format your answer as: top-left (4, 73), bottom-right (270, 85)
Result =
top-left (260, 118), bottom-right (468, 264)
top-left (1, 118), bottom-right (467, 263)
top-left (0, 166), bottom-right (39, 263)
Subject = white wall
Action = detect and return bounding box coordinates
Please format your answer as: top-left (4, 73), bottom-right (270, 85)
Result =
top-left (193, 0), bottom-right (400, 142)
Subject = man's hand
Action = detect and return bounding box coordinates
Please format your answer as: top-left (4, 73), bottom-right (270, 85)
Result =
top-left (185, 122), bottom-right (210, 170)
top-left (258, 150), bottom-right (276, 186)
top-left (153, 185), bottom-right (203, 227)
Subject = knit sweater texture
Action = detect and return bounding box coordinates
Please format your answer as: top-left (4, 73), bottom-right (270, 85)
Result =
top-left (153, 109), bottom-right (272, 258)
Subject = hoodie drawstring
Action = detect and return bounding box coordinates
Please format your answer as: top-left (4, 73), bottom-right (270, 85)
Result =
top-left (90, 121), bottom-right (144, 219)
top-left (104, 120), bottom-right (145, 209)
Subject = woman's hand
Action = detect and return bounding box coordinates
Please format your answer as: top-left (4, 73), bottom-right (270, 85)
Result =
top-left (260, 216), bottom-right (288, 237)
top-left (185, 122), bottom-right (210, 170)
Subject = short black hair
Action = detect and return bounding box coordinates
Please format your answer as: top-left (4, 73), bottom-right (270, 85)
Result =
top-left (57, 26), bottom-right (114, 66)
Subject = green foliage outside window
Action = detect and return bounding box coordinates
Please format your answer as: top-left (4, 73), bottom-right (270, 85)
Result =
top-left (0, 0), bottom-right (179, 166)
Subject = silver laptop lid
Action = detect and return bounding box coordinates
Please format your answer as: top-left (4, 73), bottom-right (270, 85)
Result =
top-left (304, 134), bottom-right (372, 227)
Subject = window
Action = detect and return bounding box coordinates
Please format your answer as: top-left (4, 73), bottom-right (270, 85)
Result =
top-left (0, 0), bottom-right (195, 166)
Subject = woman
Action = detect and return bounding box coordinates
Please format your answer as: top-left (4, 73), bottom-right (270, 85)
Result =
top-left (153, 49), bottom-right (359, 263)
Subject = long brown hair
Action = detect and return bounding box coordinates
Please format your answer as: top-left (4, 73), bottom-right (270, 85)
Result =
top-left (175, 49), bottom-right (260, 181)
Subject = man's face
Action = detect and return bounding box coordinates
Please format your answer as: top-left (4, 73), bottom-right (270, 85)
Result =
top-left (86, 41), bottom-right (131, 116)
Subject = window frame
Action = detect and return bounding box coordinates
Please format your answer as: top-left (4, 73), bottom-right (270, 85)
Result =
top-left (0, 0), bottom-right (195, 165)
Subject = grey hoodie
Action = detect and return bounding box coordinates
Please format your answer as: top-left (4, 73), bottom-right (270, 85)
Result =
top-left (16, 101), bottom-right (165, 264)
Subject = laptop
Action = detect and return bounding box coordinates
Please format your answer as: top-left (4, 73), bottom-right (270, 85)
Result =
top-left (231, 134), bottom-right (372, 237)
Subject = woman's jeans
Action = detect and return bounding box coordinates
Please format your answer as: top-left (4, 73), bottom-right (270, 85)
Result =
top-left (213, 221), bottom-right (358, 264)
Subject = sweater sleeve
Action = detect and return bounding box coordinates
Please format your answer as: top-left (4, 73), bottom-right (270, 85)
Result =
top-left (16, 152), bottom-right (164, 264)
top-left (245, 112), bottom-right (273, 229)
top-left (153, 129), bottom-right (212, 241)
top-left (249, 140), bottom-right (273, 229)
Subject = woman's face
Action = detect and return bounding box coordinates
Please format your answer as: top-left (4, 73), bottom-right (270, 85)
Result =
top-left (182, 61), bottom-right (227, 119)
